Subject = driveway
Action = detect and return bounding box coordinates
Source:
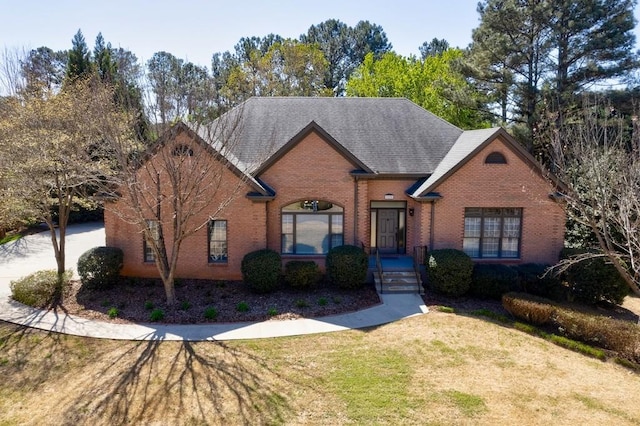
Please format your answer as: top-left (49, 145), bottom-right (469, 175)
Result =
top-left (0, 222), bottom-right (106, 297)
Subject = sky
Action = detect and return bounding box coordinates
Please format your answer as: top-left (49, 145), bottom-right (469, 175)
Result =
top-left (0, 0), bottom-right (484, 67)
top-left (1, 1), bottom-right (639, 70)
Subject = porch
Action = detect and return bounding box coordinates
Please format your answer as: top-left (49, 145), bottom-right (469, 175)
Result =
top-left (367, 247), bottom-right (427, 295)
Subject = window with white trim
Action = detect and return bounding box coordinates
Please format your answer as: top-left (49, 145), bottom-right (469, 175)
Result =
top-left (144, 220), bottom-right (160, 262)
top-left (463, 208), bottom-right (521, 258)
top-left (281, 200), bottom-right (344, 254)
top-left (208, 220), bottom-right (228, 263)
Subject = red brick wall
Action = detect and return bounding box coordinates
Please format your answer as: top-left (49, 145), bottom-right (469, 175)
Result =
top-left (105, 130), bottom-right (267, 280)
top-left (259, 130), bottom-right (358, 269)
top-left (428, 136), bottom-right (565, 264)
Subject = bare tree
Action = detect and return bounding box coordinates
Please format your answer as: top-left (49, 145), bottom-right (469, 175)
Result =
top-left (546, 99), bottom-right (640, 296)
top-left (101, 104), bottom-right (254, 306)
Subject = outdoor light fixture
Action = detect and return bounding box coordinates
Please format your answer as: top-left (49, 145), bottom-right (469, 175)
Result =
top-left (409, 208), bottom-right (414, 216)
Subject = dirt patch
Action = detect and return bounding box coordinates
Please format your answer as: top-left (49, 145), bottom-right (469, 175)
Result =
top-left (58, 278), bottom-right (381, 324)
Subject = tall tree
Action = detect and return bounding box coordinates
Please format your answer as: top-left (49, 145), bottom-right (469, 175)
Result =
top-left (301, 19), bottom-right (391, 95)
top-left (21, 47), bottom-right (67, 94)
top-left (550, 0), bottom-right (638, 122)
top-left (469, 0), bottom-right (552, 151)
top-left (346, 50), bottom-right (490, 129)
top-left (419, 38), bottom-right (450, 59)
top-left (93, 32), bottom-right (117, 84)
top-left (66, 29), bottom-right (92, 81)
top-left (146, 51), bottom-right (183, 126)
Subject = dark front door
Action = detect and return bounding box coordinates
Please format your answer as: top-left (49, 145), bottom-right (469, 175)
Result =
top-left (377, 209), bottom-right (398, 253)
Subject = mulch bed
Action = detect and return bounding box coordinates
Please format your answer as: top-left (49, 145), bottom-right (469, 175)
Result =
top-left (60, 278), bottom-right (381, 324)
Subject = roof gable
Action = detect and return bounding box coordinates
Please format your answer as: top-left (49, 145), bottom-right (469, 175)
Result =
top-left (254, 121), bottom-right (372, 176)
top-left (156, 122), bottom-right (273, 197)
top-left (409, 127), bottom-right (546, 198)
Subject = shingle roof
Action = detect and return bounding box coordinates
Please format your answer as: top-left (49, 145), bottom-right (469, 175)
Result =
top-left (192, 97), bottom-right (464, 175)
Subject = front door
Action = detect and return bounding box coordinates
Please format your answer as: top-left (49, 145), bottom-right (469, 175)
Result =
top-left (377, 209), bottom-right (398, 253)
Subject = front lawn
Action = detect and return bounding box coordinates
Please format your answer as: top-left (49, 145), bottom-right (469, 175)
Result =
top-left (1, 308), bottom-right (640, 425)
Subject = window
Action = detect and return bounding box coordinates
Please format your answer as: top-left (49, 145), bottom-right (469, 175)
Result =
top-left (463, 208), bottom-right (521, 258)
top-left (281, 200), bottom-right (344, 254)
top-left (485, 152), bottom-right (507, 164)
top-left (144, 220), bottom-right (160, 262)
top-left (208, 220), bottom-right (228, 263)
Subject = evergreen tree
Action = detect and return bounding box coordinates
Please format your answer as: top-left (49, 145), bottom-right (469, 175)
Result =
top-left (66, 29), bottom-right (92, 81)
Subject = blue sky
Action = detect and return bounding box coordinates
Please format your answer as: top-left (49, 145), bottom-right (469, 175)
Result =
top-left (1, 0), bottom-right (639, 69)
top-left (1, 0), bottom-right (483, 66)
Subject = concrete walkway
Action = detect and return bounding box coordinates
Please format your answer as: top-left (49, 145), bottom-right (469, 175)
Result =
top-left (0, 223), bottom-right (428, 341)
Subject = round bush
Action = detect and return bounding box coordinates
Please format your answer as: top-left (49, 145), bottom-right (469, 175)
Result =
top-left (10, 269), bottom-right (72, 307)
top-left (77, 246), bottom-right (124, 290)
top-left (326, 245), bottom-right (368, 289)
top-left (471, 264), bottom-right (519, 299)
top-left (562, 249), bottom-right (628, 305)
top-left (426, 249), bottom-right (473, 297)
top-left (285, 260), bottom-right (321, 289)
top-left (241, 249), bottom-right (282, 293)
top-left (515, 263), bottom-right (566, 301)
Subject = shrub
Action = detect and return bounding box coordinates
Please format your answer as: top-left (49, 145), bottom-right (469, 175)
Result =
top-left (107, 307), bottom-right (119, 318)
top-left (10, 270), bottom-right (72, 307)
top-left (241, 249), bottom-right (281, 294)
top-left (426, 249), bottom-right (473, 297)
top-left (144, 301), bottom-right (154, 310)
top-left (267, 307), bottom-right (278, 316)
top-left (77, 246), bottom-right (123, 290)
top-left (552, 309), bottom-right (640, 362)
top-left (236, 301), bottom-right (250, 312)
top-left (326, 245), bottom-right (368, 289)
top-left (295, 299), bottom-right (310, 308)
top-left (284, 260), bottom-right (321, 289)
top-left (501, 292), bottom-right (555, 325)
top-left (515, 263), bottom-right (566, 301)
top-left (149, 309), bottom-right (165, 322)
top-left (561, 248), bottom-right (628, 305)
top-left (203, 306), bottom-right (218, 320)
top-left (470, 264), bottom-right (519, 299)
top-left (318, 297), bottom-right (328, 306)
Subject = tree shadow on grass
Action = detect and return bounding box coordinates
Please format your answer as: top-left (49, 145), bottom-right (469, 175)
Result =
top-left (58, 337), bottom-right (297, 425)
top-left (1, 321), bottom-right (305, 425)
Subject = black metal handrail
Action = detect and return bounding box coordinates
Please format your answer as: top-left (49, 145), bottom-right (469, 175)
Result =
top-left (413, 245), bottom-right (427, 295)
top-left (375, 248), bottom-right (385, 293)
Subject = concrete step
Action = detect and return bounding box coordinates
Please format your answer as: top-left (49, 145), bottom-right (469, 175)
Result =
top-left (374, 270), bottom-right (424, 294)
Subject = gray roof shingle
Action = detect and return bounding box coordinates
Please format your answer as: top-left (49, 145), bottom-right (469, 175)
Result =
top-left (193, 97), bottom-right (464, 175)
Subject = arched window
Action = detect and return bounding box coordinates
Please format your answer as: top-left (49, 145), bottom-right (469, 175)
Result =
top-left (485, 152), bottom-right (507, 164)
top-left (172, 144), bottom-right (194, 157)
top-left (281, 200), bottom-right (344, 254)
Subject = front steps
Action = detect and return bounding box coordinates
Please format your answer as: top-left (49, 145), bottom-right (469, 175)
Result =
top-left (374, 270), bottom-right (424, 294)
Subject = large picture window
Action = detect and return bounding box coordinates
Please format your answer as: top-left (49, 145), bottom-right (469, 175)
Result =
top-left (463, 208), bottom-right (521, 259)
top-left (208, 220), bottom-right (228, 263)
top-left (281, 200), bottom-right (344, 254)
top-left (144, 219), bottom-right (160, 262)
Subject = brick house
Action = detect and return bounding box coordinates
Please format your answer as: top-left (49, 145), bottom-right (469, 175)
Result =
top-left (104, 97), bottom-right (565, 281)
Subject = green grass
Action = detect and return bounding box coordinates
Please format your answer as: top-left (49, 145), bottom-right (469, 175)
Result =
top-left (328, 348), bottom-right (416, 422)
top-left (442, 390), bottom-right (487, 417)
top-left (0, 234), bottom-right (21, 245)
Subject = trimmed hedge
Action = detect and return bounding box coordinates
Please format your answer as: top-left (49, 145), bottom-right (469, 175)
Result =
top-left (284, 260), bottom-right (321, 289)
top-left (326, 245), bottom-right (368, 289)
top-left (426, 249), bottom-right (473, 297)
top-left (470, 264), bottom-right (519, 299)
top-left (10, 269), bottom-right (72, 307)
top-left (502, 292), bottom-right (640, 364)
top-left (502, 292), bottom-right (555, 325)
top-left (77, 246), bottom-right (124, 290)
top-left (241, 249), bottom-right (281, 293)
top-left (561, 248), bottom-right (628, 305)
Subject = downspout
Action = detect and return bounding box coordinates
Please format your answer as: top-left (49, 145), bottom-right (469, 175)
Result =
top-left (353, 176), bottom-right (359, 245)
top-left (429, 200), bottom-right (435, 250)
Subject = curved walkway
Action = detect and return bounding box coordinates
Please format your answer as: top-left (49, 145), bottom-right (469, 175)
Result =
top-left (0, 223), bottom-right (428, 341)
